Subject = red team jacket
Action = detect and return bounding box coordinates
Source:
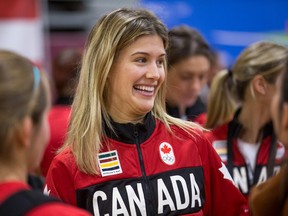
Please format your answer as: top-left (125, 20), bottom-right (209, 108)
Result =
top-left (205, 109), bottom-right (287, 199)
top-left (0, 181), bottom-right (91, 216)
top-left (193, 113), bottom-right (207, 127)
top-left (45, 113), bottom-right (249, 215)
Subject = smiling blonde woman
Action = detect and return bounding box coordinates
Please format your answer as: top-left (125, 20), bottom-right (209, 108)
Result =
top-left (44, 8), bottom-right (249, 216)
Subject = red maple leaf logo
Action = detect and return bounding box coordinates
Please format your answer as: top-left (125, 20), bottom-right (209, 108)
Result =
top-left (161, 144), bottom-right (171, 154)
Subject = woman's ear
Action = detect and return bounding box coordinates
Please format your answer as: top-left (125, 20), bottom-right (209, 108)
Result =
top-left (252, 75), bottom-right (267, 95)
top-left (19, 117), bottom-right (33, 148)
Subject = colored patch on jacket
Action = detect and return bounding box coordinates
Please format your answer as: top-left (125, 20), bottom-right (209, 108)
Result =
top-left (159, 142), bottom-right (175, 165)
top-left (212, 140), bottom-right (227, 162)
top-left (98, 150), bottom-right (122, 177)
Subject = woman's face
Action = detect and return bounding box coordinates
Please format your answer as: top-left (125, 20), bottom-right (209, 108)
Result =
top-left (106, 34), bottom-right (166, 122)
top-left (166, 55), bottom-right (209, 107)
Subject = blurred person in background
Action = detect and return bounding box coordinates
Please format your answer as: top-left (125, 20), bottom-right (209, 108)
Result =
top-left (40, 48), bottom-right (82, 176)
top-left (0, 50), bottom-right (91, 216)
top-left (249, 54), bottom-right (288, 216)
top-left (205, 41), bottom-right (288, 200)
top-left (44, 8), bottom-right (249, 216)
top-left (165, 25), bottom-right (215, 125)
top-left (51, 48), bottom-right (82, 105)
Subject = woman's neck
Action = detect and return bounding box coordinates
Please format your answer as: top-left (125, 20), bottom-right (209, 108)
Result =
top-left (109, 112), bottom-right (145, 124)
top-left (0, 163), bottom-right (27, 182)
top-left (177, 105), bottom-right (187, 117)
top-left (238, 102), bottom-right (270, 144)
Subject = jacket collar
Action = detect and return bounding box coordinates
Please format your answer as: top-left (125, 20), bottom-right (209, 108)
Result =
top-left (166, 97), bottom-right (206, 121)
top-left (104, 112), bottom-right (156, 144)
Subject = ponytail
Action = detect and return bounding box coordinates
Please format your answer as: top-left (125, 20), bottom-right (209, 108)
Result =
top-left (205, 69), bottom-right (237, 129)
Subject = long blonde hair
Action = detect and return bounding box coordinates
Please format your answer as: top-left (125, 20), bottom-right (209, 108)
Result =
top-left (64, 8), bottom-right (201, 174)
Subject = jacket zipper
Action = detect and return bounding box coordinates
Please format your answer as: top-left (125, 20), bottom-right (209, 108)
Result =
top-left (134, 125), bottom-right (154, 215)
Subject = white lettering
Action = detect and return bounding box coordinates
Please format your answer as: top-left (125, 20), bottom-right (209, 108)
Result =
top-left (170, 175), bottom-right (189, 210)
top-left (233, 167), bottom-right (248, 193)
top-left (93, 191), bottom-right (109, 216)
top-left (126, 184), bottom-right (146, 216)
top-left (157, 179), bottom-right (176, 214)
top-left (112, 187), bottom-right (129, 216)
top-left (257, 167), bottom-right (267, 185)
top-left (273, 166), bottom-right (280, 175)
top-left (93, 172), bottom-right (204, 215)
top-left (190, 174), bottom-right (201, 207)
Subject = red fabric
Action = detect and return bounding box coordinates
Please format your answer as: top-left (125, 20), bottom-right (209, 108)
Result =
top-left (0, 0), bottom-right (39, 19)
top-left (0, 181), bottom-right (30, 202)
top-left (204, 122), bottom-right (228, 142)
top-left (0, 181), bottom-right (91, 216)
top-left (40, 105), bottom-right (71, 176)
top-left (193, 112), bottom-right (207, 126)
top-left (45, 120), bottom-right (249, 216)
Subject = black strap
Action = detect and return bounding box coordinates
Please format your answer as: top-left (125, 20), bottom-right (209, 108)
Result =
top-left (226, 109), bottom-right (242, 173)
top-left (28, 174), bottom-right (45, 191)
top-left (0, 189), bottom-right (58, 216)
top-left (266, 133), bottom-right (277, 178)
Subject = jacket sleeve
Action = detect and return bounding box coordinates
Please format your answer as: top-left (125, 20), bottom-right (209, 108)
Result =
top-left (44, 154), bottom-right (77, 206)
top-left (199, 134), bottom-right (250, 216)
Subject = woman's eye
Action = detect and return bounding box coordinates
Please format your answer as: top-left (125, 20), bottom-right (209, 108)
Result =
top-left (156, 59), bottom-right (164, 67)
top-left (136, 58), bottom-right (147, 63)
top-left (181, 77), bottom-right (191, 81)
top-left (199, 75), bottom-right (205, 81)
top-left (179, 74), bottom-right (192, 81)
